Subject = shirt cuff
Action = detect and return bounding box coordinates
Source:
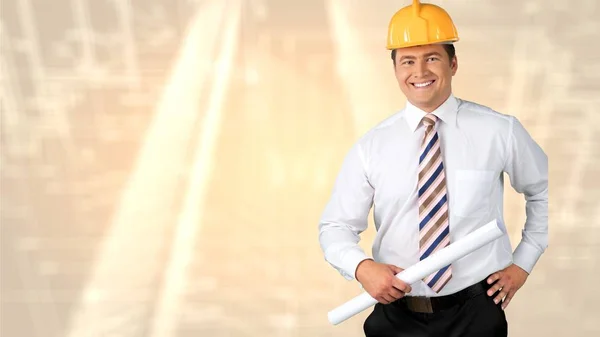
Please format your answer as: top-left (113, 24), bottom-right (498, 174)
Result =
top-left (512, 241), bottom-right (542, 274)
top-left (341, 248), bottom-right (372, 281)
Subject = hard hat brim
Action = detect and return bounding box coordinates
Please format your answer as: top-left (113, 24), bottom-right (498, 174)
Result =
top-left (386, 37), bottom-right (459, 50)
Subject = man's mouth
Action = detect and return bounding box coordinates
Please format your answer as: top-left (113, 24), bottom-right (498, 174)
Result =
top-left (412, 80), bottom-right (435, 88)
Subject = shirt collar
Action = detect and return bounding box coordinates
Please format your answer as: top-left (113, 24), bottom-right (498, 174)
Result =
top-left (405, 94), bottom-right (458, 132)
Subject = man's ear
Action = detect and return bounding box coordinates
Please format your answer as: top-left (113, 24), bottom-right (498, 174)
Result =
top-left (450, 56), bottom-right (458, 76)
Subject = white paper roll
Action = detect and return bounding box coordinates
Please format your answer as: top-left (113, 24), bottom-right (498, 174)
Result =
top-left (327, 219), bottom-right (504, 325)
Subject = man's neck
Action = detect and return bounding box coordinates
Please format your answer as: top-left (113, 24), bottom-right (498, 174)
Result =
top-left (410, 93), bottom-right (452, 113)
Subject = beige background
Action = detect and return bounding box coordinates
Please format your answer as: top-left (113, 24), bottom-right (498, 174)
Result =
top-left (1, 0), bottom-right (599, 336)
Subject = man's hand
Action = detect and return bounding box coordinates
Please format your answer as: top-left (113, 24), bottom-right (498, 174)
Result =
top-left (486, 264), bottom-right (529, 310)
top-left (355, 259), bottom-right (412, 304)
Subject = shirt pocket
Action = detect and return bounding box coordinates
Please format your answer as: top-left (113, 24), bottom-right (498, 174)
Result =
top-left (452, 169), bottom-right (496, 217)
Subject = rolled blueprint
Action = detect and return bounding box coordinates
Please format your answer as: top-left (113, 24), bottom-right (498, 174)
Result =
top-left (328, 219), bottom-right (504, 325)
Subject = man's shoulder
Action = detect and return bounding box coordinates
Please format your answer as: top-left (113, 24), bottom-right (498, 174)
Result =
top-left (356, 110), bottom-right (406, 143)
top-left (456, 98), bottom-right (514, 123)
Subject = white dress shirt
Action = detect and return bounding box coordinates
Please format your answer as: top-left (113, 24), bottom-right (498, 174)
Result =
top-left (318, 94), bottom-right (548, 297)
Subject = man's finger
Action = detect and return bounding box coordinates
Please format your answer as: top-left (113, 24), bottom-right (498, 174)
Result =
top-left (487, 273), bottom-right (501, 285)
top-left (388, 287), bottom-right (404, 300)
top-left (389, 265), bottom-right (403, 275)
top-left (501, 293), bottom-right (514, 310)
top-left (376, 296), bottom-right (389, 304)
top-left (487, 282), bottom-right (503, 296)
top-left (493, 290), bottom-right (506, 304)
top-left (392, 278), bottom-right (411, 293)
top-left (382, 294), bottom-right (395, 304)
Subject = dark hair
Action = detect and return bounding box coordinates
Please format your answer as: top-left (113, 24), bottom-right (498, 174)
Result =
top-left (391, 44), bottom-right (456, 66)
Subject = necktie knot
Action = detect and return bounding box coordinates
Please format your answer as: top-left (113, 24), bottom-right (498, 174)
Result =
top-left (422, 114), bottom-right (438, 127)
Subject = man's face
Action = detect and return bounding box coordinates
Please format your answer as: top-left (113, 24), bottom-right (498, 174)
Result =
top-left (393, 44), bottom-right (457, 112)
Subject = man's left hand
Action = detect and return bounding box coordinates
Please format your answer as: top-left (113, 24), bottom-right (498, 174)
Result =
top-left (486, 264), bottom-right (529, 310)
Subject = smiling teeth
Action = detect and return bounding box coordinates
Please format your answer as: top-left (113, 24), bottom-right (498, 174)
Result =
top-left (414, 81), bottom-right (433, 88)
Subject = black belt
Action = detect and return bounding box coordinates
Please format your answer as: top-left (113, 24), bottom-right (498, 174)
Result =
top-left (399, 279), bottom-right (491, 314)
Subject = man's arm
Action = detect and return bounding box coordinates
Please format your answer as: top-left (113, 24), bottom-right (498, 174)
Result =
top-left (318, 141), bottom-right (374, 280)
top-left (504, 116), bottom-right (549, 273)
top-left (487, 116), bottom-right (549, 309)
top-left (318, 141), bottom-right (413, 303)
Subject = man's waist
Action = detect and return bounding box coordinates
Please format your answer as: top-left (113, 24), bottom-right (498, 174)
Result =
top-left (399, 278), bottom-right (491, 313)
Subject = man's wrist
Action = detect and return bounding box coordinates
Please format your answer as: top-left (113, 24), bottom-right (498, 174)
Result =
top-left (355, 258), bottom-right (374, 282)
top-left (512, 241), bottom-right (542, 274)
top-left (511, 263), bottom-right (529, 275)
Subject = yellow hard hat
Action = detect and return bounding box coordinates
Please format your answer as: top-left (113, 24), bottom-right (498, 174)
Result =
top-left (386, 0), bottom-right (459, 50)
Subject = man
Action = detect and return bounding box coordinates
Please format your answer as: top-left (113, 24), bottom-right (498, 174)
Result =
top-left (318, 1), bottom-right (548, 336)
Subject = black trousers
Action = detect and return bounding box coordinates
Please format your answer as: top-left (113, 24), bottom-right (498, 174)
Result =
top-left (363, 282), bottom-right (508, 337)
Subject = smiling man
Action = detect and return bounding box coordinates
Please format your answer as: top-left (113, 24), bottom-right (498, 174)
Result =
top-left (318, 1), bottom-right (548, 336)
top-left (393, 45), bottom-right (456, 112)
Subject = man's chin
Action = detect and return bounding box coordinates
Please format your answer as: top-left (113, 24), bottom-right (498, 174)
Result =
top-left (407, 97), bottom-right (442, 112)
top-left (409, 96), bottom-right (434, 106)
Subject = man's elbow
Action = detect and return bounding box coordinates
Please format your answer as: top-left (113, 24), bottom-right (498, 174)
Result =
top-left (525, 183), bottom-right (548, 202)
top-left (318, 220), bottom-right (360, 236)
top-left (523, 229), bottom-right (548, 253)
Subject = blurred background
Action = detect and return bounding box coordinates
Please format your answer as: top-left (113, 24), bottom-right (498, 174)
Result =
top-left (1, 0), bottom-right (599, 336)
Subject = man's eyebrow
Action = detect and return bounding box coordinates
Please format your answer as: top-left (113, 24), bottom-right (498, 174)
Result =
top-left (398, 55), bottom-right (416, 61)
top-left (423, 52), bottom-right (443, 57)
top-left (398, 52), bottom-right (443, 61)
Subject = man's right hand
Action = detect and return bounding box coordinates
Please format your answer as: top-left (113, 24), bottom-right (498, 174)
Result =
top-left (355, 259), bottom-right (412, 304)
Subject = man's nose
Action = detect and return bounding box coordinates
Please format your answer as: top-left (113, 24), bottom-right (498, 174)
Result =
top-left (413, 61), bottom-right (430, 78)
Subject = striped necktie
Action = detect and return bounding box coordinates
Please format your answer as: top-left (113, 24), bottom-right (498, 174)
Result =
top-left (418, 114), bottom-right (452, 292)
